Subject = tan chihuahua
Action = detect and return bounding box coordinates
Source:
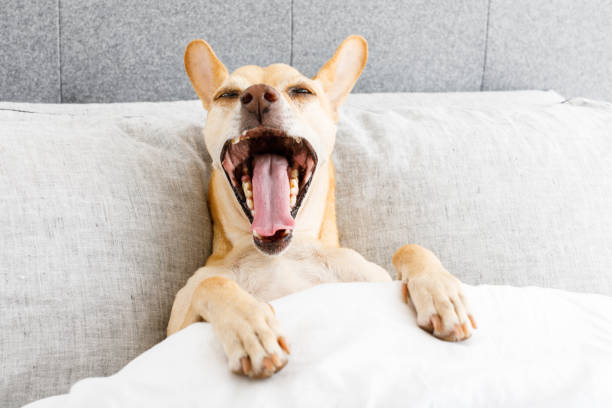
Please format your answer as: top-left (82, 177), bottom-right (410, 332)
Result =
top-left (167, 35), bottom-right (476, 378)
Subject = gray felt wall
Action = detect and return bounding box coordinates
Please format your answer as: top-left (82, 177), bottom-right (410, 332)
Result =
top-left (1, 1), bottom-right (612, 102)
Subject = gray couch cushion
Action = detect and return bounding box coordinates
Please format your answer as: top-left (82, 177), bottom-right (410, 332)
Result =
top-left (0, 101), bottom-right (212, 407)
top-left (334, 96), bottom-right (612, 295)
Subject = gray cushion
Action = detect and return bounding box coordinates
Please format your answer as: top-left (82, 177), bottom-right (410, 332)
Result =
top-left (334, 96), bottom-right (612, 295)
top-left (0, 101), bottom-right (212, 407)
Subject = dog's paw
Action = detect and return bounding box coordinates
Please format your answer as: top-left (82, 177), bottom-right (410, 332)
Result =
top-left (402, 270), bottom-right (476, 342)
top-left (212, 301), bottom-right (290, 378)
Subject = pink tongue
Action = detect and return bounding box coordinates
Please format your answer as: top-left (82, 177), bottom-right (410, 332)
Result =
top-left (251, 154), bottom-right (295, 237)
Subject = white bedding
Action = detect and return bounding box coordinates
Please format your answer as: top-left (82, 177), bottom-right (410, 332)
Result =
top-left (26, 282), bottom-right (612, 408)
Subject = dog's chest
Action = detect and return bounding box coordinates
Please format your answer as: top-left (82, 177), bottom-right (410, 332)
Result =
top-left (230, 244), bottom-right (340, 302)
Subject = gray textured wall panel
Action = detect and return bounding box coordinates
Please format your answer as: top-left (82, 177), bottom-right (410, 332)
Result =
top-left (292, 0), bottom-right (489, 93)
top-left (3, 1), bottom-right (612, 103)
top-left (59, 0), bottom-right (291, 102)
top-left (0, 0), bottom-right (60, 102)
top-left (483, 0), bottom-right (612, 99)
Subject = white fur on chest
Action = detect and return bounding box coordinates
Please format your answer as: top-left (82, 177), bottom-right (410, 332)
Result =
top-left (227, 239), bottom-right (341, 302)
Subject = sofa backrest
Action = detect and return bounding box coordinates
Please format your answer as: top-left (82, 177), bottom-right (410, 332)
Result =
top-left (2, 0), bottom-right (612, 103)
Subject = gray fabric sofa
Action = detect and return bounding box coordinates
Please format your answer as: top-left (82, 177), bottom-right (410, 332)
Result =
top-left (2, 2), bottom-right (612, 408)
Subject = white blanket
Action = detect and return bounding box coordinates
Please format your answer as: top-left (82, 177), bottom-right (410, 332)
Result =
top-left (26, 282), bottom-right (612, 408)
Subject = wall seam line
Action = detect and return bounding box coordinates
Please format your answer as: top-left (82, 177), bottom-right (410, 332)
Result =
top-left (57, 0), bottom-right (63, 102)
top-left (290, 0), bottom-right (294, 65)
top-left (480, 0), bottom-right (492, 92)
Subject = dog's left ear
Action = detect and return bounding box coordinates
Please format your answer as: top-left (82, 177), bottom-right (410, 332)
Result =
top-left (314, 35), bottom-right (368, 111)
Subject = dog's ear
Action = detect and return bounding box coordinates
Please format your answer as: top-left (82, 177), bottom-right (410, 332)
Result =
top-left (314, 35), bottom-right (368, 111)
top-left (184, 39), bottom-right (229, 110)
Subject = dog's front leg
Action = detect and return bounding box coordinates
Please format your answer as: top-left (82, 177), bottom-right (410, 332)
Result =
top-left (392, 245), bottom-right (476, 341)
top-left (168, 270), bottom-right (290, 378)
top-left (324, 247), bottom-right (393, 282)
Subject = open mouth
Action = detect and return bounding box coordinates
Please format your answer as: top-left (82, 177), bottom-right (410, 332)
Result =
top-left (220, 127), bottom-right (317, 255)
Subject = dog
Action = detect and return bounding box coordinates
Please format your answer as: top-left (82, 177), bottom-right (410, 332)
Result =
top-left (167, 35), bottom-right (476, 378)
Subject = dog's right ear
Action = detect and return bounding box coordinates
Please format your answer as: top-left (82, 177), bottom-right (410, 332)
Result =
top-left (184, 40), bottom-right (229, 110)
top-left (314, 35), bottom-right (368, 113)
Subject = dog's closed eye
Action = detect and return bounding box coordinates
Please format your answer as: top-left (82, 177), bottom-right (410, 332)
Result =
top-left (215, 90), bottom-right (240, 100)
top-left (288, 87), bottom-right (314, 97)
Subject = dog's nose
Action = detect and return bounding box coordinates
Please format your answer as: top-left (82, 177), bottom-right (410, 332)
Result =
top-left (240, 84), bottom-right (280, 123)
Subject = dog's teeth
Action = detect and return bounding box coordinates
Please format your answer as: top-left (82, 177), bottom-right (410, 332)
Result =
top-left (281, 230), bottom-right (290, 237)
top-left (246, 198), bottom-right (254, 210)
top-left (253, 231), bottom-right (261, 238)
top-left (232, 137), bottom-right (240, 144)
top-left (242, 181), bottom-right (253, 198)
top-left (242, 173), bottom-right (253, 200)
top-left (241, 130), bottom-right (247, 137)
top-left (289, 171), bottom-right (298, 208)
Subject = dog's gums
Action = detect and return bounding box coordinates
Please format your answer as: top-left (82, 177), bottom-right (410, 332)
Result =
top-left (220, 126), bottom-right (317, 255)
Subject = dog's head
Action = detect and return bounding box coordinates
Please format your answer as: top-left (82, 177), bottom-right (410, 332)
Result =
top-left (185, 35), bottom-right (367, 255)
